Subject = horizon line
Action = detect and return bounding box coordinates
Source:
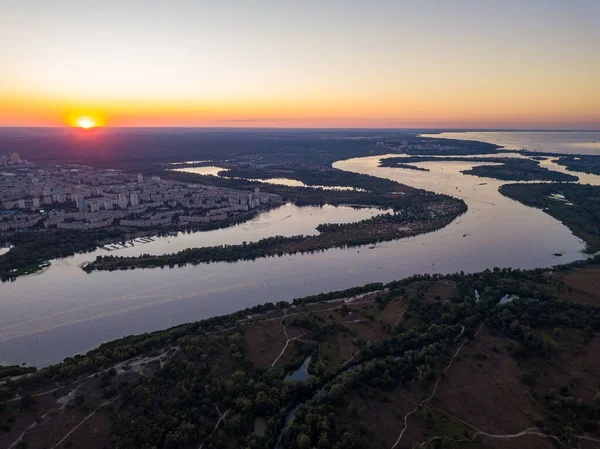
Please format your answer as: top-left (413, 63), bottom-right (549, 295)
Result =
top-left (0, 126), bottom-right (599, 132)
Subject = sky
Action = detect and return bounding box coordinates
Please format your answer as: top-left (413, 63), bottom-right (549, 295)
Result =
top-left (1, 0), bottom-right (599, 129)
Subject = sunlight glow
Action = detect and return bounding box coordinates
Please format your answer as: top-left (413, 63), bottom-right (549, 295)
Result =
top-left (75, 116), bottom-right (97, 129)
top-left (1, 1), bottom-right (598, 129)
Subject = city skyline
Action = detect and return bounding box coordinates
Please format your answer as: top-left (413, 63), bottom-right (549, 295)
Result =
top-left (1, 0), bottom-right (599, 129)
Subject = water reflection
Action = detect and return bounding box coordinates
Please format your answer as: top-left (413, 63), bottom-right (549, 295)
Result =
top-left (240, 177), bottom-right (362, 191)
top-left (0, 155), bottom-right (589, 367)
top-left (538, 158), bottom-right (600, 186)
top-left (171, 166), bottom-right (224, 176)
top-left (171, 166), bottom-right (363, 191)
top-left (420, 131), bottom-right (600, 155)
top-left (93, 203), bottom-right (390, 258)
top-left (285, 356), bottom-right (312, 382)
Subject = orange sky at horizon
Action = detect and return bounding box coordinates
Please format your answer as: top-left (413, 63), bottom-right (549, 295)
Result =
top-left (1, 0), bottom-right (599, 130)
top-left (3, 88), bottom-right (598, 130)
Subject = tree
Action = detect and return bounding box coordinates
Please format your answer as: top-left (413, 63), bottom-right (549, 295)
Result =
top-left (20, 393), bottom-right (36, 411)
top-left (297, 433), bottom-right (311, 449)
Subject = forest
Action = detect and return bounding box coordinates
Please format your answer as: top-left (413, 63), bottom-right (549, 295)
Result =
top-left (0, 128), bottom-right (502, 166)
top-left (0, 228), bottom-right (124, 281)
top-left (3, 255), bottom-right (600, 449)
top-left (500, 183), bottom-right (600, 253)
top-left (218, 166), bottom-right (426, 188)
top-left (83, 201), bottom-right (466, 273)
top-left (553, 154), bottom-right (600, 176)
top-left (0, 211), bottom-right (263, 282)
top-left (380, 156), bottom-right (578, 181)
top-left (1, 132), bottom-right (489, 280)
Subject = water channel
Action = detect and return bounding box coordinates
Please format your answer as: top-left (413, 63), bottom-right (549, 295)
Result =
top-left (0, 148), bottom-right (595, 367)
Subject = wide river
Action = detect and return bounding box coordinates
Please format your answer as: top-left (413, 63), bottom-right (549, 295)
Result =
top-left (420, 131), bottom-right (600, 155)
top-left (1, 141), bottom-right (599, 367)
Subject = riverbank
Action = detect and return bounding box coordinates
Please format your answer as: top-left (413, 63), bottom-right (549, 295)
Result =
top-left (380, 155), bottom-right (578, 181)
top-left (0, 153), bottom-right (589, 368)
top-left (3, 255), bottom-right (600, 449)
top-left (500, 183), bottom-right (600, 253)
top-left (82, 199), bottom-right (467, 273)
top-left (0, 209), bottom-right (265, 281)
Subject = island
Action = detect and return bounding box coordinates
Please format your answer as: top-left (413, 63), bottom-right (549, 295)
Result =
top-left (380, 156), bottom-right (579, 182)
top-left (2, 131), bottom-right (491, 281)
top-left (500, 183), bottom-right (600, 253)
top-left (2, 131), bottom-right (600, 449)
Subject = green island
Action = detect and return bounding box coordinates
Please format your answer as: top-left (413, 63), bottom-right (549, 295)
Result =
top-left (0, 229), bottom-right (125, 281)
top-left (3, 133), bottom-right (600, 449)
top-left (0, 3), bottom-right (598, 448)
top-left (213, 167), bottom-right (405, 191)
top-left (0, 211), bottom-right (265, 282)
top-left (82, 161), bottom-right (470, 273)
top-left (388, 163), bottom-right (430, 172)
top-left (82, 200), bottom-right (465, 272)
top-left (4, 255), bottom-right (600, 449)
top-left (2, 133), bottom-right (493, 282)
top-left (0, 168), bottom-right (408, 282)
top-left (376, 137), bottom-right (502, 155)
top-left (516, 152), bottom-right (600, 176)
top-left (552, 154), bottom-right (600, 176)
top-left (218, 166), bottom-right (430, 185)
top-left (380, 156), bottom-right (579, 181)
top-left (500, 183), bottom-right (600, 253)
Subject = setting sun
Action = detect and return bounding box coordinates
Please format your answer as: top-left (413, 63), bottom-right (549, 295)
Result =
top-left (75, 117), bottom-right (97, 129)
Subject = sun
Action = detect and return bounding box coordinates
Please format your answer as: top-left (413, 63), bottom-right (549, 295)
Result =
top-left (75, 116), bottom-right (97, 129)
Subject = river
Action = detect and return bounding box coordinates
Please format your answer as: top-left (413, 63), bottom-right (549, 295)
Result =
top-left (420, 131), bottom-right (600, 155)
top-left (0, 151), bottom-right (592, 367)
top-left (172, 165), bottom-right (362, 191)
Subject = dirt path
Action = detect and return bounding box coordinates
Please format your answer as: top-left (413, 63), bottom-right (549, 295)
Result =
top-left (428, 402), bottom-right (600, 447)
top-left (341, 350), bottom-right (360, 367)
top-left (393, 312), bottom-right (405, 327)
top-left (49, 394), bottom-right (123, 449)
top-left (5, 349), bottom-right (177, 449)
top-left (198, 404), bottom-right (230, 449)
top-left (271, 311), bottom-right (307, 367)
top-left (8, 420), bottom-right (40, 449)
top-left (390, 322), bottom-right (484, 449)
top-left (388, 319), bottom-right (600, 449)
top-left (422, 403), bottom-right (584, 448)
top-left (421, 425), bottom-right (566, 448)
top-left (4, 290), bottom-right (381, 448)
top-left (4, 349), bottom-right (174, 407)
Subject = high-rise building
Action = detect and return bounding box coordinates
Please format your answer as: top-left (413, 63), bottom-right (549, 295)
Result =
top-left (130, 191), bottom-right (139, 207)
top-left (117, 195), bottom-right (128, 209)
top-left (9, 153), bottom-right (21, 164)
top-left (137, 173), bottom-right (144, 183)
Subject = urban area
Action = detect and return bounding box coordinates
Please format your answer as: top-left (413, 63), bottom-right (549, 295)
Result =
top-left (0, 153), bottom-right (282, 235)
